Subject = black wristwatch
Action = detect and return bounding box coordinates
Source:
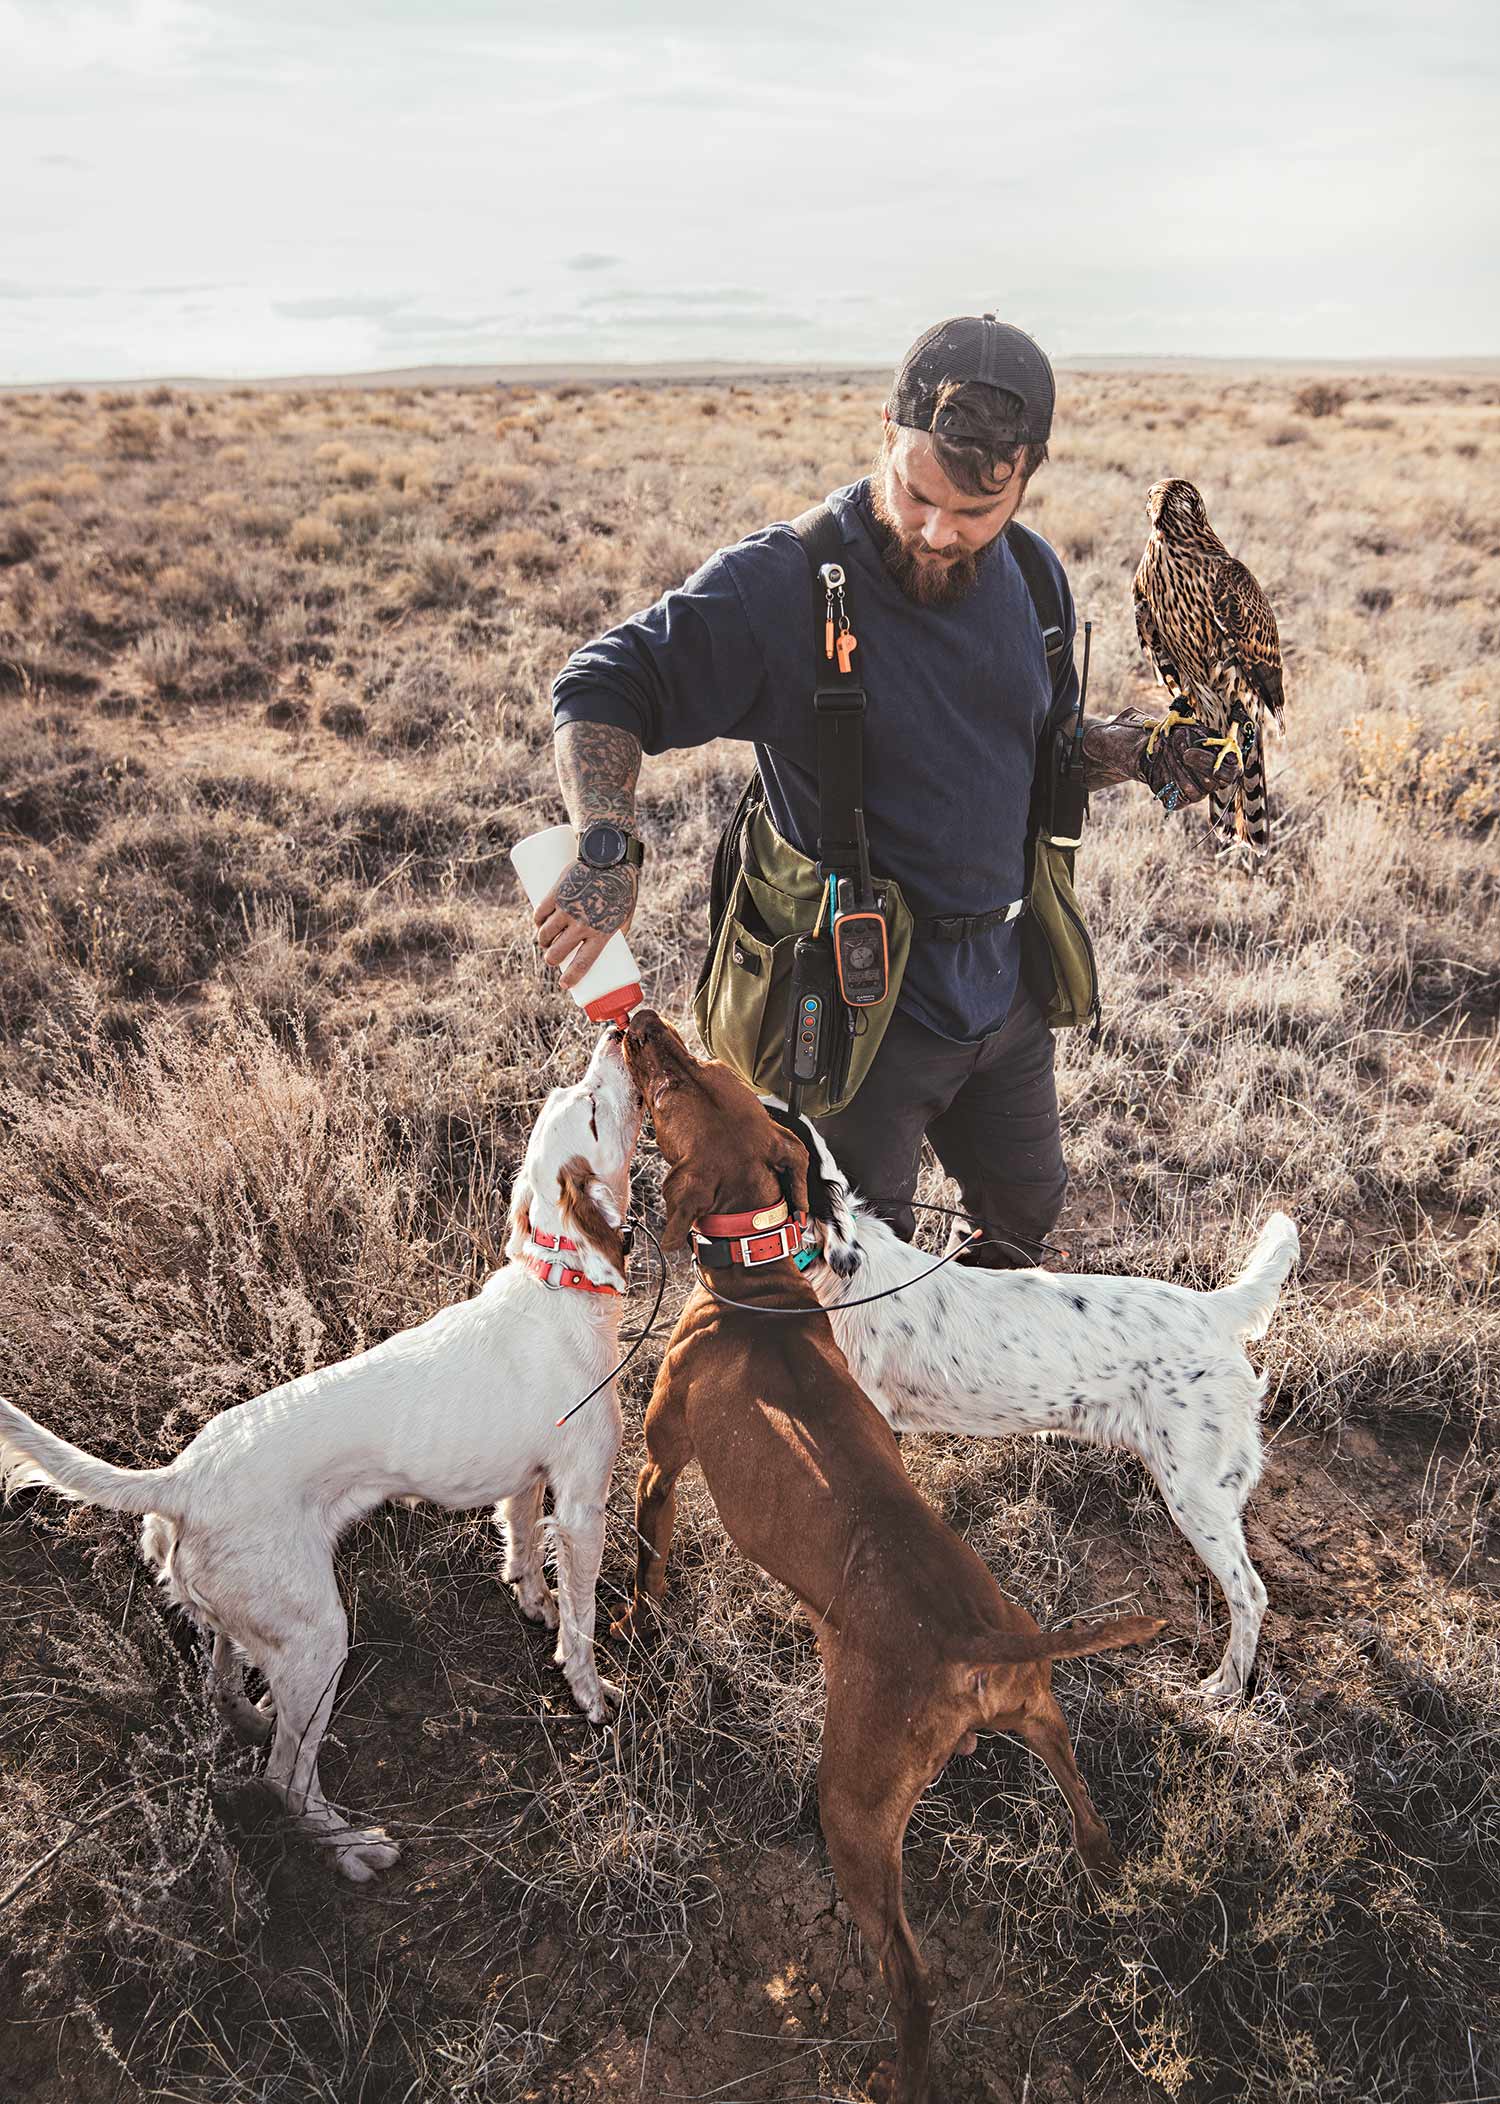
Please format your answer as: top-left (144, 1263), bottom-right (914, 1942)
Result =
top-left (576, 821), bottom-right (645, 872)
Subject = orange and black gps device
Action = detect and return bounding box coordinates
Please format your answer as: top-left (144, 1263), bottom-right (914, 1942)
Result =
top-left (832, 880), bottom-right (889, 1007)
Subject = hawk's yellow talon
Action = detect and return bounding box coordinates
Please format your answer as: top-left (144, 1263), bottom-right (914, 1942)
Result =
top-left (1201, 723), bottom-right (1245, 773)
top-left (1145, 703), bottom-right (1196, 757)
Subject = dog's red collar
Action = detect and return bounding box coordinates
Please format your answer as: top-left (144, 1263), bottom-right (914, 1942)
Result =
top-left (692, 1199), bottom-right (811, 1270)
top-left (524, 1227), bottom-right (621, 1296)
top-left (697, 1197), bottom-right (791, 1237)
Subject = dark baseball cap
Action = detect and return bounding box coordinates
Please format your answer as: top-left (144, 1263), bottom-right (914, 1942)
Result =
top-left (888, 314), bottom-right (1055, 445)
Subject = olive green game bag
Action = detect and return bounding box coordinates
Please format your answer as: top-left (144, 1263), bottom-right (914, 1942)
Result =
top-left (693, 796), bottom-right (913, 1119)
top-left (1022, 833), bottom-right (1101, 1035)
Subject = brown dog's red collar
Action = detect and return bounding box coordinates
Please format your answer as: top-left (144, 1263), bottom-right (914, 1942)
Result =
top-left (692, 1204), bottom-right (810, 1270)
top-left (696, 1198), bottom-right (791, 1237)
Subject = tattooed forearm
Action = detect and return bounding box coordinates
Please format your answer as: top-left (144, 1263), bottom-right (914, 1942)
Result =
top-left (539, 723), bottom-right (643, 942)
top-left (555, 721), bottom-right (642, 829)
top-left (551, 861), bottom-right (637, 935)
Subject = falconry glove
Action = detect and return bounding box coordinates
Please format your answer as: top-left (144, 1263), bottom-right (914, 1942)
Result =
top-left (1078, 709), bottom-right (1243, 813)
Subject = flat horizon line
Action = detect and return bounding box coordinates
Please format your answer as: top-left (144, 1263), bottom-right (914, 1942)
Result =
top-left (4, 350), bottom-right (1498, 394)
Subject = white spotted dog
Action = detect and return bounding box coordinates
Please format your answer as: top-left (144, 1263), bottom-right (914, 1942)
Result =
top-left (768, 1105), bottom-right (1298, 1704)
top-left (0, 1028), bottom-right (643, 1881)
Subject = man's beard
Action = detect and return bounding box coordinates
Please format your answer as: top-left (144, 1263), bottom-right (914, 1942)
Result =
top-left (867, 460), bottom-right (991, 607)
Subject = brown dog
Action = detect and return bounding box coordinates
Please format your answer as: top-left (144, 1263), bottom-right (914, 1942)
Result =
top-left (617, 1010), bottom-right (1162, 2104)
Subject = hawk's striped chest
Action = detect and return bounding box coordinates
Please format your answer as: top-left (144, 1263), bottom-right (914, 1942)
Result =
top-left (1134, 530), bottom-right (1226, 707)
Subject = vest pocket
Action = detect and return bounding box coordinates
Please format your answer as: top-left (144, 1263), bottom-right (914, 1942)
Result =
top-left (694, 881), bottom-right (803, 1095)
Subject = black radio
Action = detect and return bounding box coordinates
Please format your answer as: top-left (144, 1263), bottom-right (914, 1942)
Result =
top-left (784, 933), bottom-right (839, 1088)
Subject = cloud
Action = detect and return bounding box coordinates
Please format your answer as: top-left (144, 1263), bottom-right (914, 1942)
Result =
top-left (272, 295), bottom-right (411, 322)
top-left (269, 295), bottom-right (526, 347)
top-left (523, 302), bottom-right (810, 338)
top-left (376, 310), bottom-right (512, 339)
top-left (0, 282), bottom-right (99, 301)
top-left (568, 286), bottom-right (808, 334)
top-left (0, 0), bottom-right (223, 78)
top-left (580, 286), bottom-right (770, 310)
top-left (610, 309), bottom-right (808, 333)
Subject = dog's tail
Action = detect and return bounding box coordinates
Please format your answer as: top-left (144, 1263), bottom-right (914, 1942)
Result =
top-left (972, 1614), bottom-right (1167, 1675)
top-left (0, 1396), bottom-right (176, 1516)
top-left (1210, 1212), bottom-right (1300, 1342)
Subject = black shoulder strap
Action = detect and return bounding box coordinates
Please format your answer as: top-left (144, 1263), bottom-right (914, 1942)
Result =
top-left (791, 503), bottom-right (865, 879)
top-left (791, 500), bottom-right (845, 585)
top-left (1005, 520), bottom-right (1074, 726)
top-left (1012, 521), bottom-right (1091, 883)
top-left (786, 507), bottom-right (1077, 894)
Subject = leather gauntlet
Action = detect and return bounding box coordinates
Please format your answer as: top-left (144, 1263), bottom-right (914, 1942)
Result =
top-left (1077, 709), bottom-right (1240, 808)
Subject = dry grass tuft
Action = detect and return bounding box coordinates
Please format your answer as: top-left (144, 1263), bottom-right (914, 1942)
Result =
top-left (331, 449), bottom-right (379, 488)
top-left (103, 409), bottom-right (162, 458)
top-left (1294, 380), bottom-right (1353, 418)
top-left (384, 539), bottom-right (474, 613)
top-left (493, 525), bottom-right (560, 577)
top-left (287, 514), bottom-right (343, 559)
top-left (1, 518), bottom-right (40, 566)
top-left (322, 490), bottom-right (387, 538)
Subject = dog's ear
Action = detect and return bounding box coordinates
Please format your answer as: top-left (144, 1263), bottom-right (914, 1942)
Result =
top-left (763, 1103), bottom-right (861, 1278)
top-left (504, 1165), bottom-right (535, 1260)
top-left (658, 1160), bottom-right (717, 1252)
top-left (556, 1156), bottom-right (629, 1287)
top-left (807, 1121), bottom-right (861, 1279)
top-left (767, 1125), bottom-right (809, 1222)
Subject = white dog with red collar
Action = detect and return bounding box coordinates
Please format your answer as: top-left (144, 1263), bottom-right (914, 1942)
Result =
top-left (0, 1029), bottom-right (643, 1880)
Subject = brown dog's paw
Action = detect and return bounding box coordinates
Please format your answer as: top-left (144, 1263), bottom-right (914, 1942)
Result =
top-left (1079, 1832), bottom-right (1123, 1884)
top-left (866, 2060), bottom-right (937, 2104)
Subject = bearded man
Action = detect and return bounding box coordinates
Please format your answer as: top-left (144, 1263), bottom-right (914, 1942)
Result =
top-left (535, 317), bottom-right (1225, 1265)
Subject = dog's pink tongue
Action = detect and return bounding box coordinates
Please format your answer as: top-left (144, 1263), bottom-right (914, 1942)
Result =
top-left (584, 982), bottom-right (643, 1027)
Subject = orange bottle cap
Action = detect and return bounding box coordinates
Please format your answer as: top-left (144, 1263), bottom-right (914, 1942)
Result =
top-left (583, 983), bottom-right (643, 1026)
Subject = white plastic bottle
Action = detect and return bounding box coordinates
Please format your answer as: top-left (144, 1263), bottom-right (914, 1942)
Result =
top-left (510, 824), bottom-right (643, 1027)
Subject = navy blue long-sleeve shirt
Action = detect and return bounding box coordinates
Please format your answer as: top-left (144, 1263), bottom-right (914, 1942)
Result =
top-left (552, 479), bottom-right (1078, 1042)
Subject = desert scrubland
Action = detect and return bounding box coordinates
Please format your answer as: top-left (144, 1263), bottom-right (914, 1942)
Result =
top-left (0, 367), bottom-right (1497, 2103)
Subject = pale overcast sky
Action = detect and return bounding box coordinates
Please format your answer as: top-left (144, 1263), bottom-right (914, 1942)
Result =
top-left (2, 0), bottom-right (1496, 383)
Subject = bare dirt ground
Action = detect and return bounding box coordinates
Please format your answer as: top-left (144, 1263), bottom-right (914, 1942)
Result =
top-left (1, 367), bottom-right (1497, 2103)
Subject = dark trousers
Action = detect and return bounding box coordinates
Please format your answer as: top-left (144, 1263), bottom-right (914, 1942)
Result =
top-left (811, 980), bottom-right (1067, 1269)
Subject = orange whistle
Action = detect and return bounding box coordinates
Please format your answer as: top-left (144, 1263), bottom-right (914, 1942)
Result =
top-left (836, 629), bottom-right (858, 675)
top-left (824, 617), bottom-right (835, 660)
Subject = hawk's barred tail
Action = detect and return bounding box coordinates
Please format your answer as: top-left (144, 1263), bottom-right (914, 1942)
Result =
top-left (1211, 741), bottom-right (1271, 850)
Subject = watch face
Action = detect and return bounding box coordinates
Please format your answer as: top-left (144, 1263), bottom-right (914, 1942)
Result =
top-left (580, 822), bottom-right (627, 868)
